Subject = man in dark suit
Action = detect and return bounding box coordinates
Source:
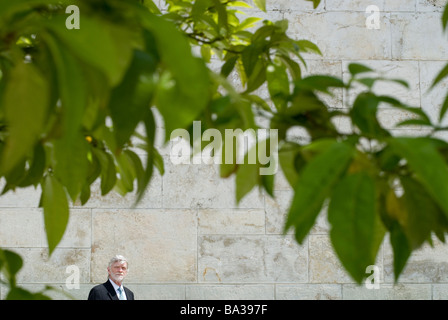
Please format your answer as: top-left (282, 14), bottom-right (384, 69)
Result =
top-left (88, 255), bottom-right (135, 300)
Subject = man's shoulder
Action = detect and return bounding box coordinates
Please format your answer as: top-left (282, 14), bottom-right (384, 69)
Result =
top-left (90, 281), bottom-right (110, 289)
top-left (88, 281), bottom-right (112, 300)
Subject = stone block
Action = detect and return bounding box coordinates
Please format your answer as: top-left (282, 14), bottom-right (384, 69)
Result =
top-left (186, 284), bottom-right (275, 299)
top-left (309, 235), bottom-right (357, 283)
top-left (342, 283), bottom-right (432, 300)
top-left (162, 159), bottom-right (264, 209)
top-left (130, 284), bottom-right (186, 300)
top-left (384, 237), bottom-right (448, 283)
top-left (12, 248), bottom-right (90, 284)
top-left (285, 11), bottom-right (392, 60)
top-left (326, 0), bottom-right (416, 12)
top-left (420, 60), bottom-right (448, 126)
top-left (276, 284), bottom-right (342, 300)
top-left (0, 208), bottom-right (44, 247)
top-left (198, 209), bottom-right (265, 235)
top-left (91, 209), bottom-right (197, 283)
top-left (391, 12), bottom-right (448, 60)
top-left (198, 235), bottom-right (308, 283)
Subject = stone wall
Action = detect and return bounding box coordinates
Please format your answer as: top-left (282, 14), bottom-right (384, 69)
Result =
top-left (1, 0), bottom-right (448, 300)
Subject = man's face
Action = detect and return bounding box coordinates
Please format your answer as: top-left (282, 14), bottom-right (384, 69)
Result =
top-left (108, 261), bottom-right (128, 284)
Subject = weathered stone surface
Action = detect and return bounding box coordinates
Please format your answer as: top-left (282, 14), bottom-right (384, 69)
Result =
top-left (417, 0), bottom-right (446, 11)
top-left (12, 248), bottom-right (90, 284)
top-left (309, 235), bottom-right (357, 284)
top-left (285, 12), bottom-right (392, 60)
top-left (384, 237), bottom-right (448, 283)
top-left (391, 13), bottom-right (448, 60)
top-left (198, 209), bottom-right (265, 235)
top-left (162, 160), bottom-right (264, 209)
top-left (91, 209), bottom-right (197, 283)
top-left (186, 284), bottom-right (275, 299)
top-left (276, 284), bottom-right (342, 300)
top-left (0, 209), bottom-right (44, 247)
top-left (420, 60), bottom-right (448, 126)
top-left (342, 283), bottom-right (432, 300)
top-left (130, 285), bottom-right (186, 300)
top-left (198, 235), bottom-right (308, 283)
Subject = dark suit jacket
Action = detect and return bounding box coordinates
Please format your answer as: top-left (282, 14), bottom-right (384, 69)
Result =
top-left (88, 280), bottom-right (135, 300)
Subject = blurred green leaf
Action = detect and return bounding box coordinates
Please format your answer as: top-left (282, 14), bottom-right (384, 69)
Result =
top-left (305, 0), bottom-right (321, 9)
top-left (44, 14), bottom-right (133, 86)
top-left (142, 13), bottom-right (210, 137)
top-left (44, 34), bottom-right (86, 143)
top-left (389, 221), bottom-right (411, 283)
top-left (109, 50), bottom-right (157, 150)
top-left (266, 62), bottom-right (290, 112)
top-left (350, 92), bottom-right (390, 138)
top-left (253, 0), bottom-right (266, 12)
top-left (348, 63), bottom-right (373, 77)
top-left (328, 172), bottom-right (384, 284)
top-left (42, 175), bottom-right (70, 255)
top-left (285, 140), bottom-right (354, 244)
top-left (53, 133), bottom-right (89, 202)
top-left (93, 148), bottom-right (117, 196)
top-left (400, 176), bottom-right (445, 250)
top-left (1, 61), bottom-right (49, 175)
top-left (389, 137), bottom-right (448, 220)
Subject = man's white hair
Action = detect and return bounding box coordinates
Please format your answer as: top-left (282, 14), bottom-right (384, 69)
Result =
top-left (108, 255), bottom-right (128, 269)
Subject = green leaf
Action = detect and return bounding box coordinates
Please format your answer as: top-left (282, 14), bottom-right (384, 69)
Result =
top-left (53, 133), bottom-right (89, 202)
top-left (400, 176), bottom-right (444, 250)
top-left (0, 249), bottom-right (23, 287)
top-left (18, 142), bottom-right (46, 188)
top-left (141, 14), bottom-right (210, 137)
top-left (93, 148), bottom-right (117, 196)
top-left (328, 172), bottom-right (384, 284)
top-left (253, 0), bottom-right (266, 12)
top-left (235, 158), bottom-right (258, 204)
top-left (350, 92), bottom-right (389, 137)
top-left (285, 140), bottom-right (354, 244)
top-left (443, 2), bottom-right (448, 31)
top-left (142, 0), bottom-right (161, 14)
top-left (116, 151), bottom-right (137, 194)
top-left (6, 287), bottom-right (51, 300)
top-left (44, 14), bottom-right (133, 86)
top-left (44, 33), bottom-right (86, 143)
top-left (439, 91), bottom-right (448, 122)
top-left (305, 0), bottom-right (321, 9)
top-left (134, 110), bottom-right (156, 205)
top-left (431, 63), bottom-right (448, 89)
top-left (278, 54), bottom-right (302, 80)
top-left (109, 50), bottom-right (156, 150)
top-left (278, 142), bottom-right (302, 188)
top-left (295, 75), bottom-right (345, 95)
top-left (221, 55), bottom-right (239, 77)
top-left (0, 61), bottom-right (49, 175)
top-left (124, 149), bottom-right (145, 198)
top-left (245, 59), bottom-right (267, 93)
top-left (42, 175), bottom-right (70, 255)
top-left (348, 63), bottom-right (373, 77)
top-left (389, 137), bottom-right (448, 219)
top-left (295, 40), bottom-right (322, 55)
top-left (266, 62), bottom-right (290, 112)
top-left (389, 221), bottom-right (412, 283)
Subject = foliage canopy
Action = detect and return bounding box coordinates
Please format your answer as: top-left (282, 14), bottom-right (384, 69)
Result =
top-left (2, 0), bottom-right (448, 298)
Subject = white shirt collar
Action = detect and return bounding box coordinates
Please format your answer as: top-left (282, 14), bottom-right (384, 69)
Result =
top-left (108, 278), bottom-right (127, 300)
